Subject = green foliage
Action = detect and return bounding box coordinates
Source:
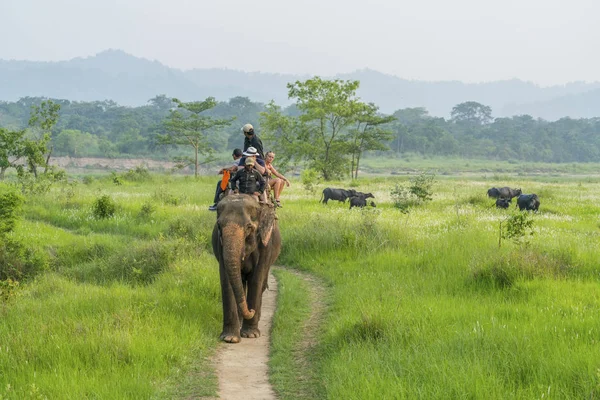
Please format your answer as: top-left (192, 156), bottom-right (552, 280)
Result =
top-left (92, 195), bottom-right (116, 219)
top-left (138, 201), bottom-right (156, 219)
top-left (0, 238), bottom-right (50, 281)
top-left (157, 97), bottom-right (234, 177)
top-left (122, 165), bottom-right (152, 182)
top-left (111, 172), bottom-right (123, 186)
top-left (390, 172), bottom-right (436, 212)
top-left (17, 166), bottom-right (67, 195)
top-left (390, 184), bottom-right (416, 212)
top-left (471, 249), bottom-right (575, 289)
top-left (153, 186), bottom-right (182, 205)
top-left (300, 168), bottom-right (320, 194)
top-left (0, 278), bottom-right (19, 303)
top-left (0, 186), bottom-right (24, 236)
top-left (409, 171), bottom-right (436, 202)
top-left (286, 77), bottom-right (362, 180)
top-left (501, 212), bottom-right (535, 247)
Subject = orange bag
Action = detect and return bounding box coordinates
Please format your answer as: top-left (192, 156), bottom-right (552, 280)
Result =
top-left (220, 170), bottom-right (230, 191)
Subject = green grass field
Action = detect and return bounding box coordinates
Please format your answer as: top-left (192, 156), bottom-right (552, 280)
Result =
top-left (2, 163), bottom-right (600, 399)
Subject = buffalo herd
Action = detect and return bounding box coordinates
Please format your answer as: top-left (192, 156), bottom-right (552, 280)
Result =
top-left (321, 188), bottom-right (376, 209)
top-left (487, 186), bottom-right (540, 212)
top-left (319, 185), bottom-right (540, 212)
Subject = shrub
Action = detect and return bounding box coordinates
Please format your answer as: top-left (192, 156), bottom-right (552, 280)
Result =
top-left (500, 212), bottom-right (534, 247)
top-left (0, 187), bottom-right (24, 236)
top-left (123, 166), bottom-right (152, 182)
top-left (92, 195), bottom-right (116, 219)
top-left (82, 175), bottom-right (94, 185)
top-left (0, 239), bottom-right (50, 281)
top-left (153, 187), bottom-right (182, 206)
top-left (391, 171), bottom-right (436, 212)
top-left (0, 278), bottom-right (19, 303)
top-left (111, 172), bottom-right (123, 186)
top-left (301, 169), bottom-right (320, 194)
top-left (409, 171), bottom-right (436, 202)
top-left (138, 201), bottom-right (156, 219)
top-left (470, 248), bottom-right (575, 289)
top-left (17, 167), bottom-right (67, 195)
top-left (390, 184), bottom-right (418, 213)
top-left (69, 240), bottom-right (183, 285)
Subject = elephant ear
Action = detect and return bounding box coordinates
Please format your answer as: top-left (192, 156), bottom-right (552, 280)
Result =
top-left (258, 204), bottom-right (277, 247)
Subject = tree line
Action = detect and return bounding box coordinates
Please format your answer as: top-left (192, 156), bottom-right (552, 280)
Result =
top-left (2, 79), bottom-right (600, 180)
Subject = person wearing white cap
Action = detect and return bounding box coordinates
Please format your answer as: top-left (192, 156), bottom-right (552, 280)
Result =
top-left (242, 123), bottom-right (264, 159)
top-left (238, 146), bottom-right (266, 175)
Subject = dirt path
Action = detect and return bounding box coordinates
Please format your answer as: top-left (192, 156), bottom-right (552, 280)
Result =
top-left (212, 268), bottom-right (326, 400)
top-left (213, 272), bottom-right (278, 400)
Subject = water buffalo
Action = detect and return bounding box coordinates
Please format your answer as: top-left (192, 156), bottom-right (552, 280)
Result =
top-left (516, 194), bottom-right (540, 211)
top-left (349, 193), bottom-right (376, 209)
top-left (321, 188), bottom-right (356, 204)
top-left (498, 187), bottom-right (522, 200)
top-left (496, 197), bottom-right (511, 209)
top-left (487, 187), bottom-right (501, 198)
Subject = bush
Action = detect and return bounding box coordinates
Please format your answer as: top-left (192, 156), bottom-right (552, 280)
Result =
top-left (153, 187), bottom-right (182, 206)
top-left (500, 212), bottom-right (534, 247)
top-left (0, 239), bottom-right (50, 281)
top-left (92, 195), bottom-right (116, 219)
top-left (390, 184), bottom-right (419, 213)
top-left (138, 201), bottom-right (156, 219)
top-left (123, 166), bottom-right (153, 182)
top-left (391, 171), bottom-right (436, 212)
top-left (301, 169), bottom-right (320, 194)
top-left (68, 240), bottom-right (183, 285)
top-left (0, 187), bottom-right (24, 236)
top-left (409, 171), bottom-right (436, 202)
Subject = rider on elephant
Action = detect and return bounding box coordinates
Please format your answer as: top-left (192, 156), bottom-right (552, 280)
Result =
top-left (229, 157), bottom-right (265, 202)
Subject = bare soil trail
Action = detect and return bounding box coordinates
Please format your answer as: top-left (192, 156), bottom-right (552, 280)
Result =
top-left (211, 268), bottom-right (327, 400)
top-left (213, 272), bottom-right (278, 400)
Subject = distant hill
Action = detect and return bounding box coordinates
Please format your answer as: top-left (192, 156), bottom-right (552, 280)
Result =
top-left (1, 49), bottom-right (599, 120)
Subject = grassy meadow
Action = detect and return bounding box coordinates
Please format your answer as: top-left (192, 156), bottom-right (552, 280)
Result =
top-left (1, 161), bottom-right (600, 399)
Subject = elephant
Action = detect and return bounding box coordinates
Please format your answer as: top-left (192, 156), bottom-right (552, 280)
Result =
top-left (212, 194), bottom-right (281, 343)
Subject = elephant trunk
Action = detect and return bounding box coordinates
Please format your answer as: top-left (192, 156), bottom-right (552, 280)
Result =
top-left (221, 224), bottom-right (255, 320)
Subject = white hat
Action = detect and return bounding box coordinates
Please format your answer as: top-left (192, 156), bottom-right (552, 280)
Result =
top-left (243, 147), bottom-right (258, 156)
top-left (242, 123), bottom-right (254, 133)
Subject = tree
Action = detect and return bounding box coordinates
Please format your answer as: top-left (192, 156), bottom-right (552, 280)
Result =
top-left (348, 103), bottom-right (395, 179)
top-left (450, 101), bottom-right (493, 125)
top-left (259, 101), bottom-right (302, 172)
top-left (287, 77), bottom-right (361, 180)
top-left (27, 100), bottom-right (61, 176)
top-left (156, 97), bottom-right (234, 177)
top-left (0, 127), bottom-right (26, 179)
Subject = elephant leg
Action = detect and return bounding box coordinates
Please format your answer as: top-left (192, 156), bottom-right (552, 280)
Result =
top-left (241, 268), bottom-right (268, 338)
top-left (219, 262), bottom-right (241, 343)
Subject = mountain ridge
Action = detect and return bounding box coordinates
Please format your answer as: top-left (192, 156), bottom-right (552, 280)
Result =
top-left (1, 49), bottom-right (599, 120)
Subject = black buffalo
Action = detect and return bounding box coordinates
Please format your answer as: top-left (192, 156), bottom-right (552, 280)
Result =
top-left (516, 194), bottom-right (540, 211)
top-left (321, 188), bottom-right (356, 204)
top-left (498, 187), bottom-right (522, 200)
top-left (487, 187), bottom-right (501, 198)
top-left (495, 197), bottom-right (511, 209)
top-left (349, 193), bottom-right (376, 209)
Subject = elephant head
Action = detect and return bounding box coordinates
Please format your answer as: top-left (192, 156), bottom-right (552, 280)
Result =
top-left (213, 195), bottom-right (277, 321)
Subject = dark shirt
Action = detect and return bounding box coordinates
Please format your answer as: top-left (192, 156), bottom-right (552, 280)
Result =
top-left (230, 168), bottom-right (265, 195)
top-left (238, 156), bottom-right (265, 168)
top-left (244, 135), bottom-right (264, 158)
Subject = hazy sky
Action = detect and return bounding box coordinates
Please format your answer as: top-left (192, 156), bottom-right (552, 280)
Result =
top-left (1, 0), bottom-right (598, 85)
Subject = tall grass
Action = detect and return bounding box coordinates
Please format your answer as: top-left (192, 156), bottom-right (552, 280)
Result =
top-left (3, 171), bottom-right (600, 398)
top-left (273, 176), bottom-right (600, 399)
